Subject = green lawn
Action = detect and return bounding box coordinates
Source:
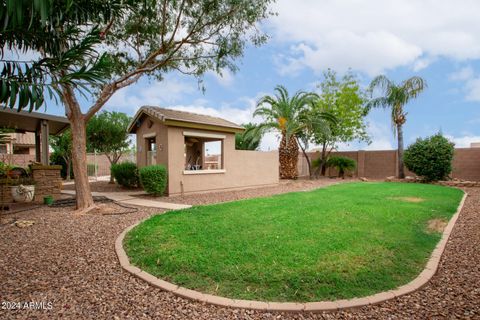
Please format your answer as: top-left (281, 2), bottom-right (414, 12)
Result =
top-left (124, 182), bottom-right (464, 302)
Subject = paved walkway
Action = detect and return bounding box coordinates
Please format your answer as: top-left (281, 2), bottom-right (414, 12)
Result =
top-left (61, 190), bottom-right (191, 210)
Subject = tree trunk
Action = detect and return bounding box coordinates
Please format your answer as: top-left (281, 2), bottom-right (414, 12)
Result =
top-left (65, 158), bottom-right (72, 181)
top-left (320, 143), bottom-right (328, 176)
top-left (279, 133), bottom-right (299, 179)
top-left (397, 124), bottom-right (405, 179)
top-left (106, 154), bottom-right (115, 184)
top-left (296, 137), bottom-right (312, 179)
top-left (63, 87), bottom-right (95, 212)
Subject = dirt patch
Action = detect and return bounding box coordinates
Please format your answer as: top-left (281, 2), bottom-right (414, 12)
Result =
top-left (427, 218), bottom-right (448, 233)
top-left (389, 196), bottom-right (425, 203)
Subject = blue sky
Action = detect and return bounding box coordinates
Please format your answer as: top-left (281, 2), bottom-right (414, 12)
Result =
top-left (29, 0), bottom-right (480, 150)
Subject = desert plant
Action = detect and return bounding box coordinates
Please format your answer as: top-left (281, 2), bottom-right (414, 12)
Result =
top-left (404, 134), bottom-right (454, 181)
top-left (325, 156), bottom-right (356, 179)
top-left (236, 123), bottom-right (262, 150)
top-left (254, 86), bottom-right (324, 179)
top-left (368, 75), bottom-right (427, 178)
top-left (110, 162), bottom-right (139, 188)
top-left (139, 165), bottom-right (168, 195)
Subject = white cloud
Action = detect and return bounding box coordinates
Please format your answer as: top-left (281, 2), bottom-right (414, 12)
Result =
top-left (208, 69), bottom-right (235, 87)
top-left (449, 66), bottom-right (474, 81)
top-left (268, 0), bottom-right (480, 75)
top-left (361, 122), bottom-right (394, 151)
top-left (105, 77), bottom-right (196, 113)
top-left (449, 66), bottom-right (480, 101)
top-left (445, 134), bottom-right (480, 148)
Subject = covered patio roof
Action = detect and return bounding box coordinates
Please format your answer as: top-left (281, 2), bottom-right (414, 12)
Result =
top-left (0, 107), bottom-right (69, 165)
top-left (0, 108), bottom-right (69, 135)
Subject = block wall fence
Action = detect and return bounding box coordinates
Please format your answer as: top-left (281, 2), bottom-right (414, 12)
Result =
top-left (298, 148), bottom-right (480, 181)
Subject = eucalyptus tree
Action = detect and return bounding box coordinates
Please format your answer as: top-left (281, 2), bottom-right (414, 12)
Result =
top-left (313, 70), bottom-right (369, 176)
top-left (368, 75), bottom-right (427, 178)
top-left (2, 0), bottom-right (275, 212)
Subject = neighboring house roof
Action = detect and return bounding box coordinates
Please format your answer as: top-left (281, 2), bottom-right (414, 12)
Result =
top-left (128, 106), bottom-right (245, 134)
top-left (5, 132), bottom-right (36, 146)
top-left (0, 107), bottom-right (69, 135)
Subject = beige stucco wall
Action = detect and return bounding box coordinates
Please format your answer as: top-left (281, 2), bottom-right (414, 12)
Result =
top-left (134, 115), bottom-right (169, 169)
top-left (167, 126), bottom-right (279, 195)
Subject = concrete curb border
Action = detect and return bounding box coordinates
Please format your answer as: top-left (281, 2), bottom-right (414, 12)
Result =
top-left (115, 192), bottom-right (468, 313)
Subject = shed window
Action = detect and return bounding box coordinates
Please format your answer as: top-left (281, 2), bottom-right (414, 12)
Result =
top-left (184, 135), bottom-right (223, 171)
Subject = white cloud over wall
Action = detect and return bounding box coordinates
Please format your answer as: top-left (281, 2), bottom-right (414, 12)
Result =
top-left (445, 134), bottom-right (480, 148)
top-left (449, 66), bottom-right (480, 102)
top-left (269, 0), bottom-right (480, 75)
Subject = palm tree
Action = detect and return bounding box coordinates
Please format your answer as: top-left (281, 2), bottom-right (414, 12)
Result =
top-left (254, 85), bottom-right (320, 179)
top-left (236, 123), bottom-right (262, 150)
top-left (368, 75), bottom-right (427, 178)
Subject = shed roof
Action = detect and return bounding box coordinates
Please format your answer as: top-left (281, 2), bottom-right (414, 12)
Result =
top-left (128, 106), bottom-right (244, 133)
top-left (0, 107), bottom-right (69, 135)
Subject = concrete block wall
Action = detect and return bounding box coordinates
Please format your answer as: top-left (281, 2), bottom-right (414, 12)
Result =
top-left (299, 148), bottom-right (480, 181)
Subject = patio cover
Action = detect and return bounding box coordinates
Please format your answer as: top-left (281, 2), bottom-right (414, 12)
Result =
top-left (0, 107), bottom-right (69, 164)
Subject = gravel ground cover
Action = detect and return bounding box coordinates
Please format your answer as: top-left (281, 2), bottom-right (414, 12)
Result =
top-left (0, 186), bottom-right (479, 319)
top-left (139, 178), bottom-right (352, 205)
top-left (63, 177), bottom-right (350, 205)
top-left (62, 181), bottom-right (141, 193)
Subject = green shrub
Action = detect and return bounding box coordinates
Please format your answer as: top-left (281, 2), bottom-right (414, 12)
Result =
top-left (404, 134), bottom-right (454, 181)
top-left (326, 156), bottom-right (356, 179)
top-left (139, 165), bottom-right (168, 195)
top-left (111, 162), bottom-right (139, 188)
top-left (50, 151), bottom-right (73, 179)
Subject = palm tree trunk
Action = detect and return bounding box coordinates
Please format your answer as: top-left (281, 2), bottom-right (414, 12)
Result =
top-left (279, 133), bottom-right (299, 179)
top-left (397, 124), bottom-right (405, 179)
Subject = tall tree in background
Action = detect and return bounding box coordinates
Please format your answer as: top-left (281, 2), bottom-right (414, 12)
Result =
top-left (254, 86), bottom-right (319, 179)
top-left (2, 0), bottom-right (274, 213)
top-left (50, 130), bottom-right (73, 181)
top-left (296, 106), bottom-right (337, 179)
top-left (313, 70), bottom-right (370, 176)
top-left (87, 111), bottom-right (131, 183)
top-left (368, 75), bottom-right (427, 178)
top-left (236, 123), bottom-right (262, 150)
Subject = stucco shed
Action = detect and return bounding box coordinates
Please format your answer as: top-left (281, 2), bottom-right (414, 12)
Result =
top-left (128, 106), bottom-right (279, 196)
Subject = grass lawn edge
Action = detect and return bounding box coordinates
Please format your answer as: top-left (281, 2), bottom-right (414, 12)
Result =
top-left (122, 183), bottom-right (466, 304)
